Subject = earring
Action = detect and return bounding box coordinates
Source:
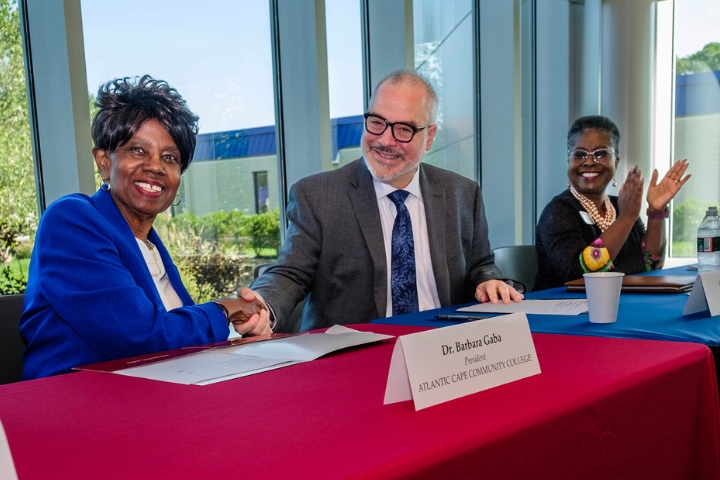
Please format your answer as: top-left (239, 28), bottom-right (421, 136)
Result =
top-left (567, 181), bottom-right (571, 188)
top-left (171, 195), bottom-right (181, 207)
top-left (101, 180), bottom-right (110, 191)
top-left (612, 177), bottom-right (617, 187)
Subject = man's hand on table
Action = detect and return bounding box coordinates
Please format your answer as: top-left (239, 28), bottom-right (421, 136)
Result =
top-left (475, 280), bottom-right (524, 304)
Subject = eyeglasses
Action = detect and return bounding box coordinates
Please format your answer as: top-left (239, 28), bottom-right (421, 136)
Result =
top-left (363, 113), bottom-right (430, 143)
top-left (568, 148), bottom-right (616, 163)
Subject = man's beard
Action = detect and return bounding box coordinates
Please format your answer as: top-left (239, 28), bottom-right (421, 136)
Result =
top-left (363, 144), bottom-right (421, 184)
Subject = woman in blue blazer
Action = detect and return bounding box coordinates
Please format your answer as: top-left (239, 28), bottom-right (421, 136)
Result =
top-left (20, 76), bottom-right (271, 379)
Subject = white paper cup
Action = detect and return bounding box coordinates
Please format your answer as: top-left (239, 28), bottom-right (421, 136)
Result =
top-left (584, 272), bottom-right (624, 323)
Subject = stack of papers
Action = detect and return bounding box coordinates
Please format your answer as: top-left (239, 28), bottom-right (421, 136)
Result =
top-left (76, 326), bottom-right (393, 386)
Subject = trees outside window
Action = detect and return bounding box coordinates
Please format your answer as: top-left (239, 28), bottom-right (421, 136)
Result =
top-left (0, 0), bottom-right (35, 294)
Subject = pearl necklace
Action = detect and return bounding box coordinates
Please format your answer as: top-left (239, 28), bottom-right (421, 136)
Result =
top-left (570, 187), bottom-right (616, 232)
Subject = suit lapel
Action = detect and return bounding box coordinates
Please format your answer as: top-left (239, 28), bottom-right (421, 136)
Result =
top-left (92, 189), bottom-right (168, 308)
top-left (348, 160), bottom-right (387, 318)
top-left (420, 165), bottom-right (451, 305)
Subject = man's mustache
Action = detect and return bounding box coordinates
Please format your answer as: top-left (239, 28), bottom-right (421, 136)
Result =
top-left (369, 144), bottom-right (403, 157)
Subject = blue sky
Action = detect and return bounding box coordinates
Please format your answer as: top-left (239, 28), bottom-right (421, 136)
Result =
top-left (81, 0), bottom-right (718, 134)
top-left (675, 0), bottom-right (720, 57)
top-left (81, 0), bottom-right (363, 134)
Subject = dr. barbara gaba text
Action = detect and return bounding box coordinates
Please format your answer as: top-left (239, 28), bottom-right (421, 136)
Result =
top-left (441, 334), bottom-right (502, 356)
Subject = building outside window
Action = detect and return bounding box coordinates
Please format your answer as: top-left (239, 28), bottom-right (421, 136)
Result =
top-left (669, 0), bottom-right (720, 257)
top-left (253, 171), bottom-right (269, 214)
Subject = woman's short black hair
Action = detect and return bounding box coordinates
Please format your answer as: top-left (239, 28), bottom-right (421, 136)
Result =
top-left (91, 75), bottom-right (199, 173)
top-left (567, 115), bottom-right (621, 156)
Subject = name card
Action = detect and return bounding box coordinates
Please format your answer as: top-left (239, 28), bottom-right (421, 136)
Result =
top-left (384, 312), bottom-right (540, 410)
top-left (0, 419), bottom-right (18, 480)
top-left (683, 271), bottom-right (720, 317)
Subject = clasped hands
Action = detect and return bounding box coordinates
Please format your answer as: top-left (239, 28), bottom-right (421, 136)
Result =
top-left (214, 287), bottom-right (273, 336)
top-left (617, 159), bottom-right (691, 220)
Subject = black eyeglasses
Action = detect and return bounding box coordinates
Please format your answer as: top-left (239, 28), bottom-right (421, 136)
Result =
top-left (363, 113), bottom-right (430, 143)
top-left (568, 148), bottom-right (617, 163)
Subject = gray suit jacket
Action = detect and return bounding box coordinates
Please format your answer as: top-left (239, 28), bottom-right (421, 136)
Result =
top-left (251, 159), bottom-right (503, 331)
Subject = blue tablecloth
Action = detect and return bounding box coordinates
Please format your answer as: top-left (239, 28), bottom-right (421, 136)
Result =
top-left (373, 265), bottom-right (720, 346)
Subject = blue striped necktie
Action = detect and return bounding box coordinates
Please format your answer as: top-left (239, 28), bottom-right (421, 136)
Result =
top-left (388, 190), bottom-right (419, 316)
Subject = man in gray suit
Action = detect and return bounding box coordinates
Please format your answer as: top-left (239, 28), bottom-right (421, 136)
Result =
top-left (244, 71), bottom-right (523, 332)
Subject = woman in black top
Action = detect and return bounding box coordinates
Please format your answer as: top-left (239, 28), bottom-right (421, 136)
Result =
top-left (534, 115), bottom-right (690, 291)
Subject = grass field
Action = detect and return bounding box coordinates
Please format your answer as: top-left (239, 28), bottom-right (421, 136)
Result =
top-left (244, 247), bottom-right (278, 258)
top-left (671, 241), bottom-right (697, 258)
top-left (7, 258), bottom-right (30, 280)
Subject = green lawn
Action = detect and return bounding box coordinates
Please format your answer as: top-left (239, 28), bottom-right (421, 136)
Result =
top-left (243, 247), bottom-right (278, 259)
top-left (671, 241), bottom-right (697, 257)
top-left (8, 258), bottom-right (30, 279)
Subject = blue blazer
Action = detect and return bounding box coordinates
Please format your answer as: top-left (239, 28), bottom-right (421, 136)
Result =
top-left (20, 189), bottom-right (230, 379)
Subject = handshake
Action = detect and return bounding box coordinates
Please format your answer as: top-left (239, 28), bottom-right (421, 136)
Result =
top-left (213, 287), bottom-right (272, 336)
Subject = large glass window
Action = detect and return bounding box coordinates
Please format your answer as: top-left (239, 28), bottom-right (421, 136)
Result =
top-left (0, 0), bottom-right (35, 295)
top-left (325, 0), bottom-right (363, 168)
top-left (413, 0), bottom-right (475, 180)
top-left (413, 1), bottom-right (536, 247)
top-left (670, 0), bottom-right (720, 257)
top-left (81, 0), bottom-right (279, 300)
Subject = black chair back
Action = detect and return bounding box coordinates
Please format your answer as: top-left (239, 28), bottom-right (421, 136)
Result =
top-left (492, 245), bottom-right (538, 293)
top-left (0, 294), bottom-right (26, 384)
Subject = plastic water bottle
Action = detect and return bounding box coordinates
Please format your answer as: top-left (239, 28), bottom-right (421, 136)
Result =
top-left (697, 206), bottom-right (720, 273)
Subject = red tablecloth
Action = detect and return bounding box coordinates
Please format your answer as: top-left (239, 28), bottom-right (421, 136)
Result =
top-left (1, 325), bottom-right (719, 479)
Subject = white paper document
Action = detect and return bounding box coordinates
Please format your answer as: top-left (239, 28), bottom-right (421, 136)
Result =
top-left (116, 351), bottom-right (298, 385)
top-left (115, 325), bottom-right (393, 386)
top-left (232, 325), bottom-right (393, 361)
top-left (0, 419), bottom-right (18, 480)
top-left (458, 299), bottom-right (588, 316)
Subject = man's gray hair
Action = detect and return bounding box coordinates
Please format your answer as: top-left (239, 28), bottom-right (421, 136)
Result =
top-left (373, 70), bottom-right (438, 124)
